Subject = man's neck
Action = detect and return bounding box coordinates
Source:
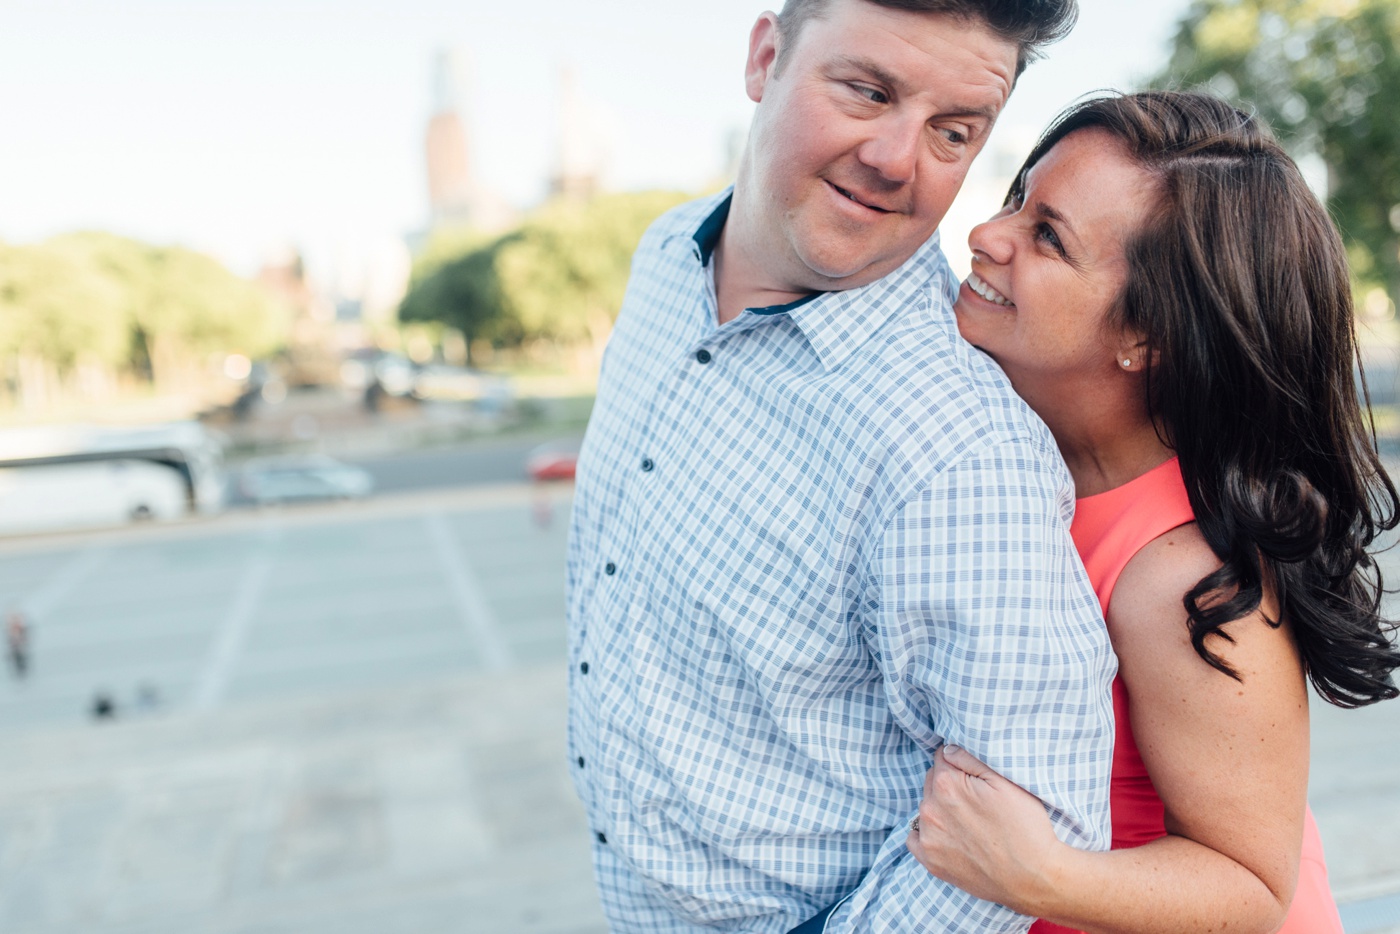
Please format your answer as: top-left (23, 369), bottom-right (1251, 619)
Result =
top-left (711, 204), bottom-right (814, 325)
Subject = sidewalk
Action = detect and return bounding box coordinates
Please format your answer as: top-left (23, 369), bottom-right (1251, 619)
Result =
top-left (0, 666), bottom-right (606, 934)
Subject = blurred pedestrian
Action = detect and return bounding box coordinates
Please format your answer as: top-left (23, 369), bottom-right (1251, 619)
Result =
top-left (6, 610), bottom-right (29, 678)
top-left (531, 485), bottom-right (554, 530)
top-left (90, 691), bottom-right (116, 720)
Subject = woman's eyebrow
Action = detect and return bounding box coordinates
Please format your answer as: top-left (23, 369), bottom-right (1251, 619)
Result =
top-left (1036, 201), bottom-right (1077, 238)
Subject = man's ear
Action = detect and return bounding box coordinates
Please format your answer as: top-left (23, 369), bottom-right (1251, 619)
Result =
top-left (745, 12), bottom-right (781, 104)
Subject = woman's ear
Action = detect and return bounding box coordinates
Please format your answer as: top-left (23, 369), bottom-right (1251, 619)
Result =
top-left (1115, 334), bottom-right (1153, 372)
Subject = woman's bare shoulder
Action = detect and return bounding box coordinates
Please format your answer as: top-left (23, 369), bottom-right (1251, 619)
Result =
top-left (1106, 520), bottom-right (1299, 691)
top-left (1105, 522), bottom-right (1218, 647)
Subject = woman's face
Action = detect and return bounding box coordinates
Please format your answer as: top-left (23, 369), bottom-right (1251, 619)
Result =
top-left (953, 129), bottom-right (1158, 402)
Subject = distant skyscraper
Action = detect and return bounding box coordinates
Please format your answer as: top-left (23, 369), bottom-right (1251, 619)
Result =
top-left (549, 66), bottom-right (602, 201)
top-left (425, 50), bottom-right (474, 224)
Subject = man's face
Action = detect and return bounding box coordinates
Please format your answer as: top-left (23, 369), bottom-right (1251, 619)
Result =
top-left (737, 0), bottom-right (1019, 293)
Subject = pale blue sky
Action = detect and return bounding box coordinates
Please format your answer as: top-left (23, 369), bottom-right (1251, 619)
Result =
top-left (0, 0), bottom-right (1193, 279)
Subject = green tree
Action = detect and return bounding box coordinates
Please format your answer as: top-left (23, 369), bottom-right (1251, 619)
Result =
top-left (398, 190), bottom-right (690, 359)
top-left (399, 232), bottom-right (521, 358)
top-left (0, 241), bottom-right (129, 370)
top-left (1156, 0), bottom-right (1400, 294)
top-left (495, 191), bottom-right (691, 350)
top-left (48, 232), bottom-right (286, 387)
top-left (140, 245), bottom-right (285, 383)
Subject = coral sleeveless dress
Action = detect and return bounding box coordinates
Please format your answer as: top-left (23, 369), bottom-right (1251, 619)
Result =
top-left (1030, 458), bottom-right (1342, 934)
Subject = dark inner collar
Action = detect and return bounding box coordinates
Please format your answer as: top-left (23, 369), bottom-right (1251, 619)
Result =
top-left (692, 193), bottom-right (822, 316)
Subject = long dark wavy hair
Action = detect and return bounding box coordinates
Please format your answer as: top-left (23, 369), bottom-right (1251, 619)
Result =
top-left (1013, 90), bottom-right (1400, 707)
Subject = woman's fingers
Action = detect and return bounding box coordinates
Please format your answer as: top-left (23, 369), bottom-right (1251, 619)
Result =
top-left (909, 746), bottom-right (1064, 912)
top-left (939, 743), bottom-right (997, 781)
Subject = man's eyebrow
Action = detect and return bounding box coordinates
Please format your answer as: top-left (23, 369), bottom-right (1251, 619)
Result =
top-left (834, 55), bottom-right (1000, 122)
top-left (835, 55), bottom-right (905, 93)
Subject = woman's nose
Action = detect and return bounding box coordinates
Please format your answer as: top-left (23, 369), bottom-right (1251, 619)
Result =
top-left (968, 214), bottom-right (1014, 266)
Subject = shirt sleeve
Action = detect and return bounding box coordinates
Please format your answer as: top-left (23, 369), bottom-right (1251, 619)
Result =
top-left (829, 440), bottom-right (1117, 932)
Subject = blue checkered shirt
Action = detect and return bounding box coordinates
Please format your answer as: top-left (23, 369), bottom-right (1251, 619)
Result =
top-left (567, 190), bottom-right (1116, 933)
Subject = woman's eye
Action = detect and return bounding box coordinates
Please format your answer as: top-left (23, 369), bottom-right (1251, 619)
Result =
top-left (1036, 223), bottom-right (1065, 253)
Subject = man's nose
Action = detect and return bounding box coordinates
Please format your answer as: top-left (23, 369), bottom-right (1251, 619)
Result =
top-left (856, 116), bottom-right (922, 186)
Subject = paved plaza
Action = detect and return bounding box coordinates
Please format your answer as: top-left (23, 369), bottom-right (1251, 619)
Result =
top-left (0, 484), bottom-right (1398, 933)
top-left (0, 485), bottom-right (606, 934)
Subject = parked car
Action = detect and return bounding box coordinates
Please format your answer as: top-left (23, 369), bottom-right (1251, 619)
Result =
top-left (525, 440), bottom-right (580, 482)
top-left (0, 460), bottom-right (187, 535)
top-left (412, 365), bottom-right (512, 407)
top-left (239, 455), bottom-right (374, 504)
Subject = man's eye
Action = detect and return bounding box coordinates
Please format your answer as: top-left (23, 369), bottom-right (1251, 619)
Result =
top-left (940, 127), bottom-right (969, 145)
top-left (851, 84), bottom-right (889, 104)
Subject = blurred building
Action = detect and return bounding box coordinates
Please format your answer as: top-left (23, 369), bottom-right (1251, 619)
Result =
top-left (550, 67), bottom-right (605, 202)
top-left (425, 51), bottom-right (472, 225)
top-left (424, 49), bottom-right (514, 231)
top-left (256, 247), bottom-right (341, 386)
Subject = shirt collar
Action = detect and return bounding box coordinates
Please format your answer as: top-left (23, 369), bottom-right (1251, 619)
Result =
top-left (692, 191), bottom-right (730, 265)
top-left (675, 188), bottom-right (950, 371)
top-left (786, 233), bottom-right (947, 371)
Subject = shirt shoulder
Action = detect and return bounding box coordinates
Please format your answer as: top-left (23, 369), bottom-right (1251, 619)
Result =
top-left (852, 284), bottom-right (1072, 507)
top-left (635, 191), bottom-right (729, 255)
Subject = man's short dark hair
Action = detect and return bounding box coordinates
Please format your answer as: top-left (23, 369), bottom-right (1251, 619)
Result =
top-left (774, 0), bottom-right (1078, 77)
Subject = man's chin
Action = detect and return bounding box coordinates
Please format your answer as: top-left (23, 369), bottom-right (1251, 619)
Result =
top-left (798, 255), bottom-right (895, 292)
top-left (794, 234), bottom-right (928, 291)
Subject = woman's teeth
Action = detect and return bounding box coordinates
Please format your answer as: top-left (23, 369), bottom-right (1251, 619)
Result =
top-left (967, 272), bottom-right (1013, 307)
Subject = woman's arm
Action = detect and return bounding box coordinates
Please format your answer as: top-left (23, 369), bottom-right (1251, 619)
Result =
top-left (908, 522), bottom-right (1309, 934)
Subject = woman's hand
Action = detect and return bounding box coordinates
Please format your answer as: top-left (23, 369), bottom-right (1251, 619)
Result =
top-left (906, 744), bottom-right (1065, 914)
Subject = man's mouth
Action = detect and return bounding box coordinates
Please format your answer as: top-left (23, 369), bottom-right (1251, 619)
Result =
top-left (966, 271), bottom-right (1014, 307)
top-left (829, 182), bottom-right (891, 214)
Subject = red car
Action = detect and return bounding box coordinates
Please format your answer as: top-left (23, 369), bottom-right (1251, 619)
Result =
top-left (526, 441), bottom-right (580, 482)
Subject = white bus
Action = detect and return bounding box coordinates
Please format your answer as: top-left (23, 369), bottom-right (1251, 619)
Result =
top-left (0, 421), bottom-right (226, 535)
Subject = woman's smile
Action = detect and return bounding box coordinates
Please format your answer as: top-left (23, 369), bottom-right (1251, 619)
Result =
top-left (964, 270), bottom-right (1014, 306)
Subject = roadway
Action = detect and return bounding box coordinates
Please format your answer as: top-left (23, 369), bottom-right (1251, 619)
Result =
top-left (223, 432), bottom-right (585, 507)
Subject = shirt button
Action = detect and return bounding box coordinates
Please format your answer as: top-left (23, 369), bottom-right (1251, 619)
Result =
top-left (640, 457), bottom-right (654, 472)
top-left (604, 562), bottom-right (616, 576)
top-left (577, 756), bottom-right (586, 768)
top-left (695, 349), bottom-right (712, 364)
top-left (580, 661), bottom-right (590, 674)
top-left (596, 831), bottom-right (608, 844)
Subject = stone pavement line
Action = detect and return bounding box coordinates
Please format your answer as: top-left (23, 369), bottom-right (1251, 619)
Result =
top-left (193, 519), bottom-right (281, 710)
top-left (17, 544), bottom-right (109, 617)
top-left (424, 512), bottom-right (513, 671)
